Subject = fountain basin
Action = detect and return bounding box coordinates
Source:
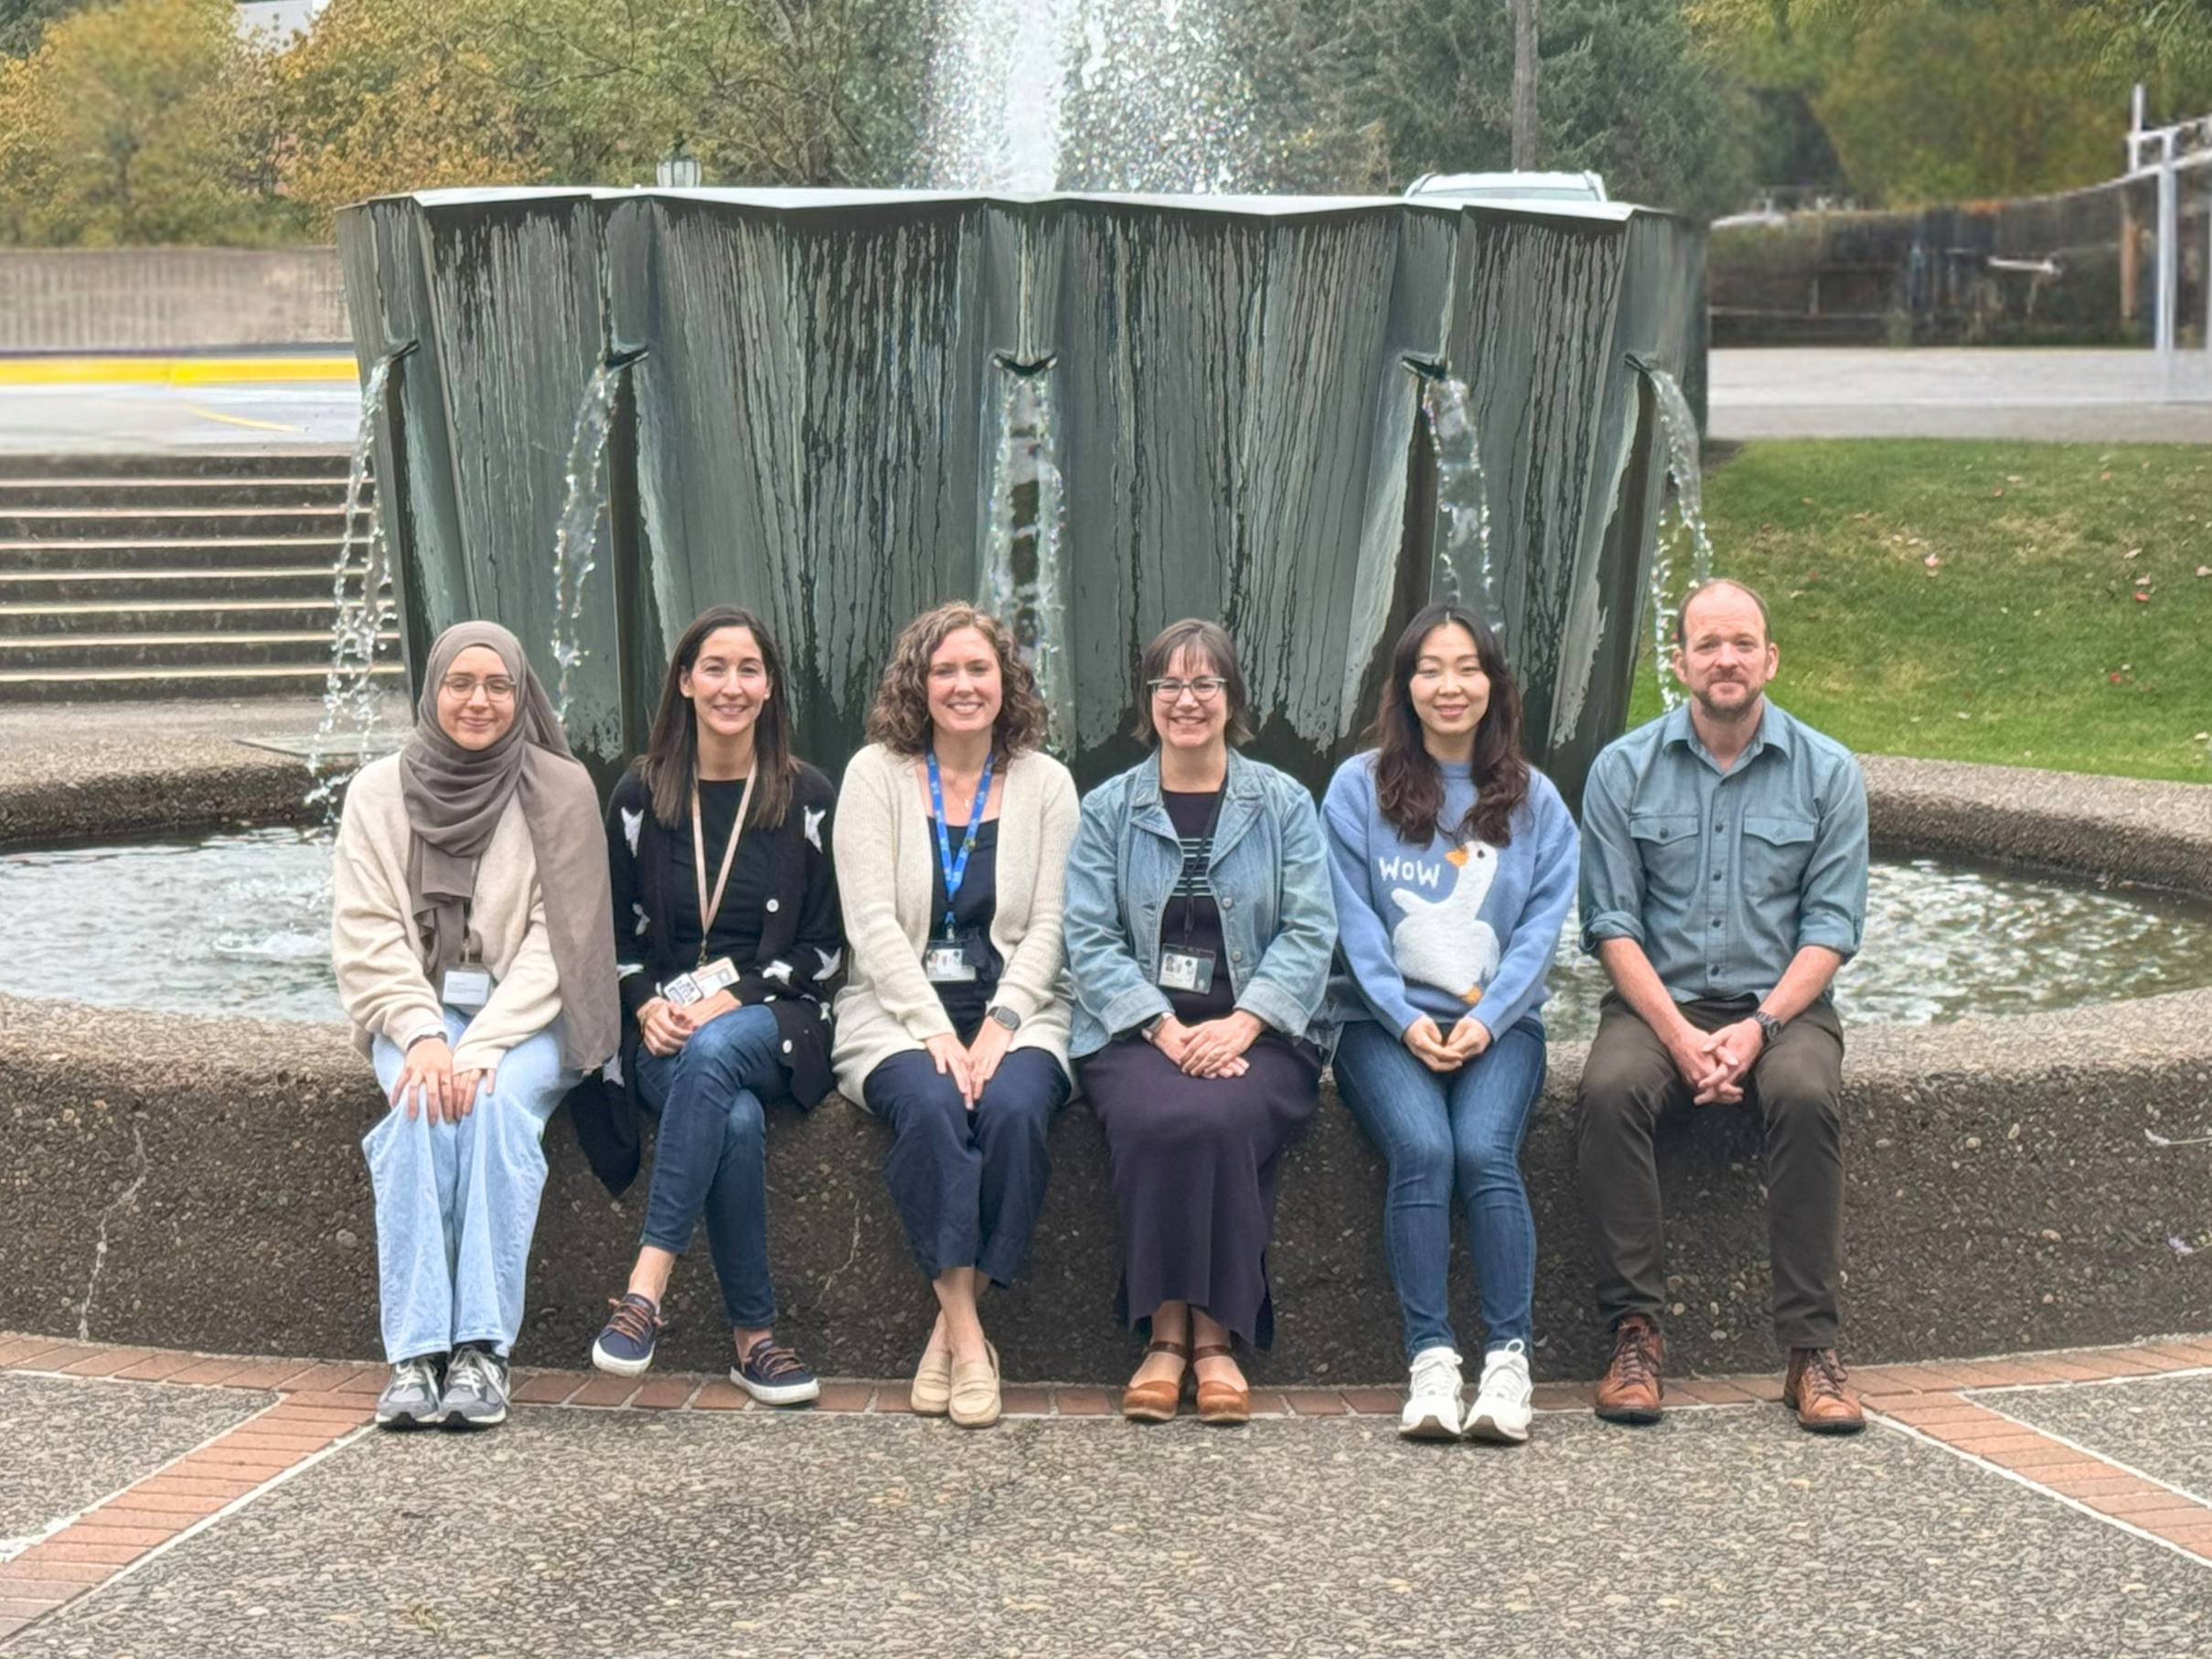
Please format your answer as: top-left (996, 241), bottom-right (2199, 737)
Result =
top-left (2, 743), bottom-right (2207, 1381)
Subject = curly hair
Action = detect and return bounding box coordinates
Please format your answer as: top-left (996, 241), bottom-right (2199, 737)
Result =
top-left (863, 602), bottom-right (1051, 757)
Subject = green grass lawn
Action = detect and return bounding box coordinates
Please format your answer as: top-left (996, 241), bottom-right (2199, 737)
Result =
top-left (1621, 439), bottom-right (2212, 782)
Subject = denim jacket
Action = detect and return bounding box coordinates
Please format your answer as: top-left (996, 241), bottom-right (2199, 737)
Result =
top-left (1063, 749), bottom-right (1339, 1058)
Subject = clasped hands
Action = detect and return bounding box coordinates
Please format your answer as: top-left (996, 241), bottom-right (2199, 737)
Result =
top-left (389, 1034), bottom-right (492, 1123)
top-left (638, 989), bottom-right (742, 1057)
top-left (1671, 1016), bottom-right (1766, 1104)
top-left (1148, 1009), bottom-right (1262, 1078)
top-left (924, 1015), bottom-right (1017, 1109)
top-left (1401, 1012), bottom-right (1491, 1072)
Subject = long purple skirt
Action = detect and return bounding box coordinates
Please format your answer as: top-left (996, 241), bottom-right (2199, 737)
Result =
top-left (1078, 1032), bottom-right (1320, 1349)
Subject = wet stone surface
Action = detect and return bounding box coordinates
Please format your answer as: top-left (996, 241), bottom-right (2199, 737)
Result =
top-left (11, 1407), bottom-right (2208, 1656)
top-left (0, 1374), bottom-right (271, 1547)
top-left (1989, 1374), bottom-right (2212, 1502)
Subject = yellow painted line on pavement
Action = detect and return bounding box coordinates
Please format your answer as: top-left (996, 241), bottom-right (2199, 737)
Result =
top-left (182, 403), bottom-right (304, 433)
top-left (0, 355), bottom-right (358, 385)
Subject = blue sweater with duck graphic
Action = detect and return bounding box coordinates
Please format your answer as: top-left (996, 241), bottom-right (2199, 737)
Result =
top-left (1321, 751), bottom-right (1579, 1039)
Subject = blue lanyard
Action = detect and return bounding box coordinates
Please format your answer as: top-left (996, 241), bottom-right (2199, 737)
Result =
top-left (925, 747), bottom-right (994, 937)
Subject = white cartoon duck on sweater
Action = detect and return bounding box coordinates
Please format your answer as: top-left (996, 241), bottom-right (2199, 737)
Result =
top-left (1391, 840), bottom-right (1501, 1005)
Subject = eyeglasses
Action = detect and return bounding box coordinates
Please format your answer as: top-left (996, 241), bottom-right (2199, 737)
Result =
top-left (441, 675), bottom-right (517, 701)
top-left (1147, 676), bottom-right (1227, 703)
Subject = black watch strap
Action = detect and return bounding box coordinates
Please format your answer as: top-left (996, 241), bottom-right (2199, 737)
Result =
top-left (1752, 1011), bottom-right (1785, 1044)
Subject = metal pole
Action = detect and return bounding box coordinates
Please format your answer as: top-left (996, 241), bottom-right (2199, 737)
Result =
top-left (1512, 0), bottom-right (1539, 171)
top-left (2156, 156), bottom-right (2178, 356)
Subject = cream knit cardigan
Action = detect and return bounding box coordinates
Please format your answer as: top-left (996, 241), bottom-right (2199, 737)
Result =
top-left (830, 742), bottom-right (1079, 1099)
top-left (331, 753), bottom-right (561, 1075)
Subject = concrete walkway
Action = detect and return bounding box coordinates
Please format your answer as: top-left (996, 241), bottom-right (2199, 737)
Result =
top-left (1708, 348), bottom-right (2212, 442)
top-left (1, 1333), bottom-right (2207, 1655)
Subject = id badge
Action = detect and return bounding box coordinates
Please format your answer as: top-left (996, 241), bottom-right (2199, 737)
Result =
top-left (691, 957), bottom-right (739, 997)
top-left (442, 967), bottom-right (493, 1011)
top-left (924, 937), bottom-right (978, 983)
top-left (1157, 947), bottom-right (1216, 994)
top-left (660, 971), bottom-right (700, 1006)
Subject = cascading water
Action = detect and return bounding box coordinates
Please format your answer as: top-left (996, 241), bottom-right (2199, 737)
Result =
top-left (305, 352), bottom-right (402, 823)
top-left (1421, 373), bottom-right (1499, 628)
top-left (922, 0), bottom-right (1252, 191)
top-left (979, 360), bottom-right (1073, 748)
top-left (550, 359), bottom-right (628, 733)
top-left (1638, 365), bottom-right (1714, 711)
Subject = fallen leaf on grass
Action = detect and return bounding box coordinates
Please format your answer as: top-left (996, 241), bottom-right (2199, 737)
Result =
top-left (2196, 566), bottom-right (2210, 577)
top-left (1923, 553), bottom-right (1941, 571)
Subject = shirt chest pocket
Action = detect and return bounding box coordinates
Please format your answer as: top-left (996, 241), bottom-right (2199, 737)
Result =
top-left (1629, 811), bottom-right (1701, 901)
top-left (1741, 813), bottom-right (1816, 900)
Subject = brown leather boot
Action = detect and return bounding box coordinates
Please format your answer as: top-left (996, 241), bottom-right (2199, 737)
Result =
top-left (1784, 1347), bottom-right (1865, 1434)
top-left (1593, 1313), bottom-right (1664, 1425)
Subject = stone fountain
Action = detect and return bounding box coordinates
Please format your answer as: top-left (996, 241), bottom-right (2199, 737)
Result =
top-left (333, 187), bottom-right (1704, 802)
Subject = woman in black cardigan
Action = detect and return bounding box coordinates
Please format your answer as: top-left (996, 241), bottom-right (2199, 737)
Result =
top-left (585, 605), bottom-right (842, 1404)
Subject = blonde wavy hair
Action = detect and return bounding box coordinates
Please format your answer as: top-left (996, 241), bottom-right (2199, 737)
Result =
top-left (863, 602), bottom-right (1051, 758)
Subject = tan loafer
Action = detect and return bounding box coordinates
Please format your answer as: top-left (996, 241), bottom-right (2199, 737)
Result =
top-left (948, 1342), bottom-right (1001, 1429)
top-left (911, 1344), bottom-right (952, 1418)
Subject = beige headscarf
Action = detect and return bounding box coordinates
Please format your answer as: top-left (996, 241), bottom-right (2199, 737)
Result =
top-left (398, 621), bottom-right (618, 1071)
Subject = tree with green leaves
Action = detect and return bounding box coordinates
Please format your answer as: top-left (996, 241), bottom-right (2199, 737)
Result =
top-left (0, 0), bottom-right (301, 244)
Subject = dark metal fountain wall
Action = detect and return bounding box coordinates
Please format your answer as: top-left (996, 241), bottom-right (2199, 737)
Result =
top-left (336, 188), bottom-right (1704, 803)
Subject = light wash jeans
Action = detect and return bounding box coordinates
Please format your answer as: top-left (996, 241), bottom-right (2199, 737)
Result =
top-left (366, 1010), bottom-right (577, 1363)
top-left (1332, 1013), bottom-right (1546, 1362)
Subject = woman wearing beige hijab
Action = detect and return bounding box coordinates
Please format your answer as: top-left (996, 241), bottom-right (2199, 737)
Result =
top-left (332, 621), bottom-right (617, 1433)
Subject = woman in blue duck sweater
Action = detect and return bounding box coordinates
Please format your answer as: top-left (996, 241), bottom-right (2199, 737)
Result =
top-left (1323, 601), bottom-right (1577, 1445)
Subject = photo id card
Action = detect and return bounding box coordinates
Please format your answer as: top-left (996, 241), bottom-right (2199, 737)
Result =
top-left (663, 957), bottom-right (740, 1007)
top-left (442, 967), bottom-right (493, 1011)
top-left (1156, 947), bottom-right (1216, 994)
top-left (924, 937), bottom-right (978, 984)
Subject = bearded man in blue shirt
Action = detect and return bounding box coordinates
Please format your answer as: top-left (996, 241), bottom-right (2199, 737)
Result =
top-left (1575, 578), bottom-right (1869, 1434)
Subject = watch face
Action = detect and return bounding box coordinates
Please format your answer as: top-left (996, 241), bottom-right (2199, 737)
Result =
top-left (991, 1006), bottom-right (1020, 1030)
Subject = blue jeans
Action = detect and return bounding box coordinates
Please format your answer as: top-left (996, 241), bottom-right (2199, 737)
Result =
top-left (631, 1003), bottom-right (784, 1328)
top-left (1332, 1014), bottom-right (1546, 1361)
top-left (366, 1011), bottom-right (578, 1363)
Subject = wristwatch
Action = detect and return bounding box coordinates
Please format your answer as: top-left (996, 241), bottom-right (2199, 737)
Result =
top-left (1752, 1010), bottom-right (1785, 1046)
top-left (988, 1004), bottom-right (1022, 1033)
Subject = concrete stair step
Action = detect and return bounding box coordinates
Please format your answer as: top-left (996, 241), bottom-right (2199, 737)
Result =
top-left (0, 450), bottom-right (353, 480)
top-left (0, 662), bottom-right (403, 701)
top-left (0, 536), bottom-right (355, 573)
top-left (0, 631), bottom-right (396, 671)
top-left (0, 568), bottom-right (364, 605)
top-left (0, 506), bottom-right (353, 541)
top-left (0, 479), bottom-right (367, 509)
top-left (0, 599), bottom-right (339, 636)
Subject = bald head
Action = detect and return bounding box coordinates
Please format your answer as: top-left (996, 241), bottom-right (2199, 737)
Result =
top-left (1673, 578), bottom-right (1769, 648)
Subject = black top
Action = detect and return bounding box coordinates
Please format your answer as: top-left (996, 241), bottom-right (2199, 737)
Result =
top-left (1161, 787), bottom-right (1235, 1024)
top-left (569, 762), bottom-right (844, 1196)
top-left (671, 776), bottom-right (768, 969)
top-left (927, 815), bottom-right (1002, 1040)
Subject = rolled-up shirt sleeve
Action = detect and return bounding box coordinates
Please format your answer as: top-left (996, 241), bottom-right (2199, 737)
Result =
top-left (1796, 756), bottom-right (1869, 962)
top-left (1577, 754), bottom-right (1646, 955)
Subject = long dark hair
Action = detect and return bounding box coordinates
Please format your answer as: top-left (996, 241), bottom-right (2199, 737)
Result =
top-left (1367, 602), bottom-right (1527, 847)
top-left (636, 605), bottom-right (797, 830)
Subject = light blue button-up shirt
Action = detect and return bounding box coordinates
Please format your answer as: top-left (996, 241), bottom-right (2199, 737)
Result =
top-left (1578, 700), bottom-right (1868, 1003)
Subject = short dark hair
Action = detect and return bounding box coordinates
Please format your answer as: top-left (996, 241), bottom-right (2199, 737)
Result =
top-left (1673, 578), bottom-right (1770, 648)
top-left (1131, 618), bottom-right (1254, 746)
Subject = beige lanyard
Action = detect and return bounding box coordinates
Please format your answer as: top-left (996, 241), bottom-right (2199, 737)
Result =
top-left (689, 768), bottom-right (757, 967)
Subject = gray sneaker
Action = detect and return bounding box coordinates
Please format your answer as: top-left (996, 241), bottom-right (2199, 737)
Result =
top-left (438, 1345), bottom-right (510, 1430)
top-left (375, 1355), bottom-right (444, 1430)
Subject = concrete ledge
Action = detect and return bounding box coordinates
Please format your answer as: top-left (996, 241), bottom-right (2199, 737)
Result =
top-left (0, 739), bottom-right (311, 848)
top-left (4, 984), bottom-right (2207, 1385)
top-left (1, 751), bottom-right (2208, 1383)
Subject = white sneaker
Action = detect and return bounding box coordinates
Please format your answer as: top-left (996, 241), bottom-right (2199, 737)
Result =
top-left (1463, 1341), bottom-right (1533, 1444)
top-left (1399, 1345), bottom-right (1465, 1440)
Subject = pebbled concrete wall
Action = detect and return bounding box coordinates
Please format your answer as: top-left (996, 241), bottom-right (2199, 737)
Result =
top-left (1, 745), bottom-right (2207, 1384)
top-left (0, 249), bottom-right (349, 353)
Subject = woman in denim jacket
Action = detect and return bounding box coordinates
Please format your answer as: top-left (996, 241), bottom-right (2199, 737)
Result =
top-left (1063, 619), bottom-right (1337, 1425)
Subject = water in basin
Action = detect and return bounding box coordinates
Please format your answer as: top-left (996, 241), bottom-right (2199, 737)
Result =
top-left (2, 831), bottom-right (2207, 1040)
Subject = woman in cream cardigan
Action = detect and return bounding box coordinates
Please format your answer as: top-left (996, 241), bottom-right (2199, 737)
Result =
top-left (333, 621), bottom-right (617, 1433)
top-left (834, 603), bottom-right (1080, 1428)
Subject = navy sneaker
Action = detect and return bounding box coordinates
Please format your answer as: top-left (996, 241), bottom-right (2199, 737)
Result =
top-left (732, 1335), bottom-right (820, 1407)
top-left (591, 1292), bottom-right (662, 1376)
